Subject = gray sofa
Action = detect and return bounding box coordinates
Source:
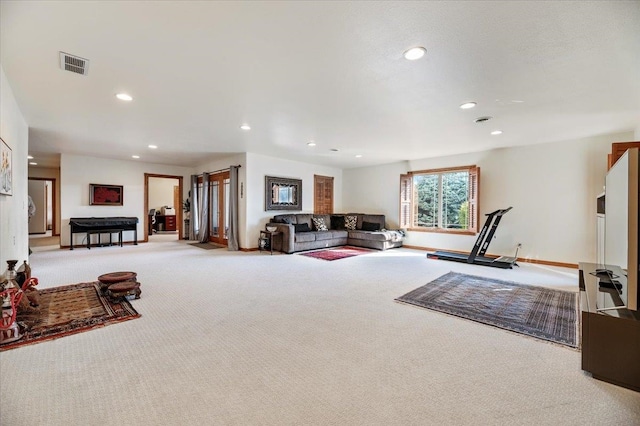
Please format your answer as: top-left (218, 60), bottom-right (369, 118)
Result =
top-left (267, 213), bottom-right (404, 254)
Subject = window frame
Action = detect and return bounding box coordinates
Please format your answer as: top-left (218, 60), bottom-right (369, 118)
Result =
top-left (400, 165), bottom-right (480, 235)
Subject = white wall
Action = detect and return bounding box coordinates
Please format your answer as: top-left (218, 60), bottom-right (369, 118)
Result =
top-left (28, 166), bottom-right (61, 234)
top-left (342, 161), bottom-right (409, 229)
top-left (148, 177), bottom-right (178, 212)
top-left (0, 65), bottom-right (29, 266)
top-left (343, 131), bottom-right (635, 265)
top-left (246, 152), bottom-right (343, 249)
top-left (60, 154), bottom-right (192, 247)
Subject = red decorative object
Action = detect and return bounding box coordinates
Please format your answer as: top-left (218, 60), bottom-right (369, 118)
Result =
top-left (90, 184), bottom-right (123, 205)
top-left (1, 277), bottom-right (38, 345)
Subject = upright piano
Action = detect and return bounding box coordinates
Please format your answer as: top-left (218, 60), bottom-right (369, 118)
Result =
top-left (69, 217), bottom-right (139, 250)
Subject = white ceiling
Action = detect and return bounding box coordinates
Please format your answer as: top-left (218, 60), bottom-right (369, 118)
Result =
top-left (2, 1), bottom-right (639, 170)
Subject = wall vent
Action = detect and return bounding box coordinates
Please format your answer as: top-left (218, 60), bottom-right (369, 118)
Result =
top-left (59, 52), bottom-right (89, 76)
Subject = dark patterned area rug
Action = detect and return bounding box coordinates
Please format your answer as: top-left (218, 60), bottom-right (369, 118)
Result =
top-left (1, 282), bottom-right (140, 351)
top-left (299, 246), bottom-right (374, 261)
top-left (395, 272), bottom-right (579, 349)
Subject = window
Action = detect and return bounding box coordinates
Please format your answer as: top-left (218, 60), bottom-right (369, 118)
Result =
top-left (400, 165), bottom-right (479, 234)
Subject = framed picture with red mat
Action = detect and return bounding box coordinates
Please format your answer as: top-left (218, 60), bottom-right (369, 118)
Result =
top-left (90, 183), bottom-right (123, 206)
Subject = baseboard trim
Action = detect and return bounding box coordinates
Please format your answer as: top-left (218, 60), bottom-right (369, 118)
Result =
top-left (403, 245), bottom-right (578, 269)
top-left (61, 241), bottom-right (141, 250)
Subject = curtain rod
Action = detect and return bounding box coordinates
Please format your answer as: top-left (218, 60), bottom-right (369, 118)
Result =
top-left (197, 165), bottom-right (242, 176)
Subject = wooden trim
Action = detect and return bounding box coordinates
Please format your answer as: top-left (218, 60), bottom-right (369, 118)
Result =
top-left (399, 174), bottom-right (412, 229)
top-left (404, 244), bottom-right (578, 268)
top-left (403, 165), bottom-right (479, 234)
top-left (407, 227), bottom-right (476, 236)
top-left (408, 164), bottom-right (477, 175)
top-left (609, 141), bottom-right (640, 170)
top-left (144, 173), bottom-right (184, 242)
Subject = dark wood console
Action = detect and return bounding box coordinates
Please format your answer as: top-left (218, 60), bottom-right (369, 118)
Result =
top-left (580, 262), bottom-right (640, 392)
top-left (150, 214), bottom-right (176, 232)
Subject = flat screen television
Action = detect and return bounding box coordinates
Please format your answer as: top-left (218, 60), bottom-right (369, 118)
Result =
top-left (604, 147), bottom-right (639, 311)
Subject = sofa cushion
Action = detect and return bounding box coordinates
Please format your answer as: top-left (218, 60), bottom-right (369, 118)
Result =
top-left (296, 214), bottom-right (314, 229)
top-left (312, 217), bottom-right (328, 231)
top-left (295, 232), bottom-right (316, 243)
top-left (361, 214), bottom-right (385, 230)
top-left (273, 214), bottom-right (296, 224)
top-left (361, 221), bottom-right (381, 231)
top-left (294, 223), bottom-right (311, 233)
top-left (315, 230), bottom-right (348, 241)
top-left (345, 215), bottom-right (357, 230)
top-left (348, 230), bottom-right (393, 242)
top-left (330, 215), bottom-right (345, 230)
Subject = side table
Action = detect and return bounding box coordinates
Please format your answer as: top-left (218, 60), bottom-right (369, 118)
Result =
top-left (259, 230), bottom-right (281, 255)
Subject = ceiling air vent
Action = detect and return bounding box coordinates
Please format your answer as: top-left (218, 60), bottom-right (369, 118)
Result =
top-left (59, 52), bottom-right (89, 76)
top-left (474, 116), bottom-right (492, 123)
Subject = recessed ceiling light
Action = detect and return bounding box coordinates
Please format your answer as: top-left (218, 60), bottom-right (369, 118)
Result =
top-left (240, 124), bottom-right (251, 130)
top-left (148, 145), bottom-right (158, 149)
top-left (307, 142), bottom-right (316, 147)
top-left (474, 116), bottom-right (492, 123)
top-left (29, 162), bottom-right (37, 165)
top-left (460, 102), bottom-right (477, 109)
top-left (27, 155), bottom-right (34, 160)
top-left (116, 93), bottom-right (133, 101)
top-left (355, 154), bottom-right (363, 158)
top-left (491, 130), bottom-right (503, 135)
top-left (403, 47), bottom-right (426, 60)
top-left (131, 155), bottom-right (140, 159)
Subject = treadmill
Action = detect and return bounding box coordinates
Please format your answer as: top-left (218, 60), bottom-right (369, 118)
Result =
top-left (427, 207), bottom-right (518, 269)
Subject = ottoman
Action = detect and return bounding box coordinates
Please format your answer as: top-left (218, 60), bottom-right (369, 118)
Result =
top-left (97, 271), bottom-right (137, 293)
top-left (106, 281), bottom-right (141, 302)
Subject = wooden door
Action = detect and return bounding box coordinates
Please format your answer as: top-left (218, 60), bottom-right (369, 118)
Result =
top-left (314, 175), bottom-right (334, 214)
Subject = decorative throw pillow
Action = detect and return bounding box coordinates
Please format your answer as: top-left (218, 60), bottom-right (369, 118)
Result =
top-left (330, 215), bottom-right (345, 230)
top-left (294, 223), bottom-right (311, 233)
top-left (345, 215), bottom-right (357, 230)
top-left (312, 217), bottom-right (328, 231)
top-left (361, 221), bottom-right (380, 231)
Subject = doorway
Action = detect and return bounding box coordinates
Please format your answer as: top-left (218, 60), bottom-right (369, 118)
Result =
top-left (144, 173), bottom-right (184, 242)
top-left (28, 178), bottom-right (59, 249)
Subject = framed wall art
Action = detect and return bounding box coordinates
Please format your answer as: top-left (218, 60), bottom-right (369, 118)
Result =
top-left (265, 176), bottom-right (302, 211)
top-left (90, 183), bottom-right (123, 206)
top-left (0, 138), bottom-right (12, 196)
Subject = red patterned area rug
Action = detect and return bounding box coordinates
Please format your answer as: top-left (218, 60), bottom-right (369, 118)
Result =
top-left (1, 282), bottom-right (140, 351)
top-left (298, 246), bottom-right (374, 261)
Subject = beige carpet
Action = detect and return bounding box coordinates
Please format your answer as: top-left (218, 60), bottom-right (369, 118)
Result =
top-left (1, 237), bottom-right (639, 425)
